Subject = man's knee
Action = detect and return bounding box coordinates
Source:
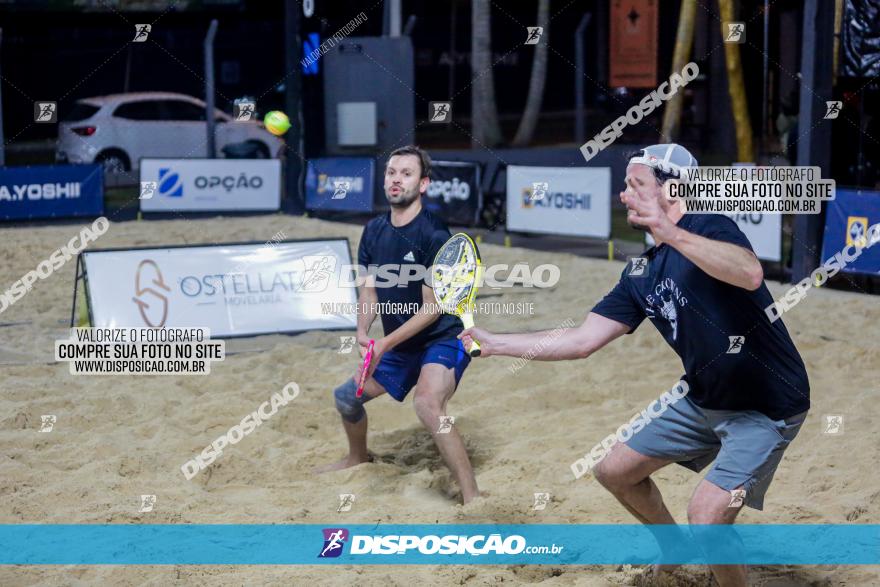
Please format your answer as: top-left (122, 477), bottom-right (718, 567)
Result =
top-left (593, 446), bottom-right (647, 492)
top-left (334, 379), bottom-right (366, 423)
top-left (413, 391), bottom-right (443, 426)
top-left (687, 488), bottom-right (741, 525)
top-left (592, 457), bottom-right (627, 492)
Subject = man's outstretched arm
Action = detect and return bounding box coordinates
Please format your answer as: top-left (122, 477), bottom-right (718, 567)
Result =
top-left (458, 312), bottom-right (632, 360)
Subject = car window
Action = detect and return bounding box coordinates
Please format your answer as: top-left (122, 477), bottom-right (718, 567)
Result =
top-left (62, 102), bottom-right (100, 122)
top-left (113, 101), bottom-right (164, 121)
top-left (161, 100), bottom-right (207, 121)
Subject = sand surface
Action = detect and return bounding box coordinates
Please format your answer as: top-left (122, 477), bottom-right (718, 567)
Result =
top-left (0, 213), bottom-right (878, 586)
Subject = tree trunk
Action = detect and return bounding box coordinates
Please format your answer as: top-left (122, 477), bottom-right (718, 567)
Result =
top-left (512, 0), bottom-right (549, 146)
top-left (718, 0), bottom-right (755, 162)
top-left (471, 0), bottom-right (503, 147)
top-left (660, 0), bottom-right (696, 143)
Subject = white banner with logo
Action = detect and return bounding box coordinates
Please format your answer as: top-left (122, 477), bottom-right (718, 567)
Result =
top-left (139, 159), bottom-right (281, 212)
top-left (645, 213), bottom-right (781, 261)
top-left (81, 240), bottom-right (357, 337)
top-left (506, 166), bottom-right (611, 238)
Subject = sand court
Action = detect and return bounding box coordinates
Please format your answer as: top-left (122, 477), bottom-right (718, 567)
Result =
top-left (1, 214), bottom-right (878, 585)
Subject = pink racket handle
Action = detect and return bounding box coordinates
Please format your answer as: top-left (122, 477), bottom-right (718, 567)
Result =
top-left (356, 339), bottom-right (375, 398)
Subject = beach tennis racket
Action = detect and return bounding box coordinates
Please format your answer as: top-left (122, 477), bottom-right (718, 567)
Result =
top-left (356, 339), bottom-right (375, 398)
top-left (432, 233), bottom-right (483, 357)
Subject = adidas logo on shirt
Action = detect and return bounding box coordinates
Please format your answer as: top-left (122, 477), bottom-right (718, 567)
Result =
top-left (403, 251), bottom-right (415, 262)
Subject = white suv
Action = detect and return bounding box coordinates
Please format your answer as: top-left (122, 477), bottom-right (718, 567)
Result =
top-left (56, 92), bottom-right (285, 176)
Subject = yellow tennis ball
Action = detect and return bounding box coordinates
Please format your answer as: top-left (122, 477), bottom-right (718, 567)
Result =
top-left (264, 111), bottom-right (291, 136)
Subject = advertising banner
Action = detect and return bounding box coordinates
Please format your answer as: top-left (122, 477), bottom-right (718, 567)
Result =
top-left (821, 188), bottom-right (880, 275)
top-left (305, 157), bottom-right (374, 212)
top-left (140, 159), bottom-right (281, 212)
top-left (424, 161), bottom-right (481, 226)
top-left (81, 239), bottom-right (357, 337)
top-left (0, 164), bottom-right (103, 221)
top-left (506, 166), bottom-right (611, 238)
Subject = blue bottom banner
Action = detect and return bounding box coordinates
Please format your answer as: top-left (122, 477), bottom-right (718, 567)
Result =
top-left (2, 524), bottom-right (878, 565)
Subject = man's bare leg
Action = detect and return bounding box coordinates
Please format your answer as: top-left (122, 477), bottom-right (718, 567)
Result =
top-left (687, 479), bottom-right (747, 587)
top-left (314, 377), bottom-right (387, 473)
top-left (413, 363), bottom-right (479, 504)
top-left (593, 443), bottom-right (676, 522)
top-left (592, 444), bottom-right (682, 575)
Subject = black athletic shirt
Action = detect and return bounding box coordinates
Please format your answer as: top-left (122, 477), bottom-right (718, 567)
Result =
top-left (591, 214), bottom-right (810, 420)
top-left (358, 207), bottom-right (463, 353)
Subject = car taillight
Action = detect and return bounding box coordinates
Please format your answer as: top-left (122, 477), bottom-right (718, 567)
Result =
top-left (71, 126), bottom-right (96, 136)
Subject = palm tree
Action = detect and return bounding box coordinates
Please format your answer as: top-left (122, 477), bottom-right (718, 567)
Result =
top-left (512, 0), bottom-right (549, 146)
top-left (471, 0), bottom-right (503, 147)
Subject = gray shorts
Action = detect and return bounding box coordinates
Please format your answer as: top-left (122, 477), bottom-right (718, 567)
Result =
top-left (625, 396), bottom-right (807, 510)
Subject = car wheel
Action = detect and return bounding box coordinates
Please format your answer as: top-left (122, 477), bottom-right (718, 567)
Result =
top-left (249, 141), bottom-right (270, 159)
top-left (96, 151), bottom-right (130, 176)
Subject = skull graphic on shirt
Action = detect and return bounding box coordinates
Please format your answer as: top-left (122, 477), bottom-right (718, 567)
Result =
top-left (644, 278), bottom-right (688, 341)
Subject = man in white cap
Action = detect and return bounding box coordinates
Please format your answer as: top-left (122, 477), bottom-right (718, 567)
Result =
top-left (460, 144), bottom-right (810, 587)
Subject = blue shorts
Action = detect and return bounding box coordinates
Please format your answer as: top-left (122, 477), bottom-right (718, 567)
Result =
top-left (626, 395), bottom-right (807, 510)
top-left (372, 338), bottom-right (471, 402)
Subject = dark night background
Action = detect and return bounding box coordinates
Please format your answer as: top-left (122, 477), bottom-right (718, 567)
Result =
top-left (0, 0), bottom-right (876, 186)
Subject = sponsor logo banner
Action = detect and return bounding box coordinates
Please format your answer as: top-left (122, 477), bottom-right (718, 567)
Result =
top-left (0, 524), bottom-right (876, 564)
top-left (139, 159), bottom-right (281, 212)
top-left (424, 161), bottom-right (481, 226)
top-left (506, 166), bottom-right (611, 238)
top-left (821, 188), bottom-right (880, 276)
top-left (81, 239), bottom-right (356, 337)
top-left (305, 157), bottom-right (374, 212)
top-left (0, 164), bottom-right (103, 221)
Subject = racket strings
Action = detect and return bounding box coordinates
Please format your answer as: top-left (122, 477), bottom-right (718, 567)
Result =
top-left (433, 236), bottom-right (480, 314)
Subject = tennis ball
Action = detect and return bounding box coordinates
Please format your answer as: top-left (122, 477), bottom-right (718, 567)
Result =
top-left (264, 110), bottom-right (291, 136)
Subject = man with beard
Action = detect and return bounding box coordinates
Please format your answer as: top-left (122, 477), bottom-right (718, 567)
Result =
top-left (315, 145), bottom-right (478, 504)
top-left (459, 144), bottom-right (810, 585)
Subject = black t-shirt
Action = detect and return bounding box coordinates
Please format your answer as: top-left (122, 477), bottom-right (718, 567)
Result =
top-left (591, 214), bottom-right (810, 420)
top-left (358, 207), bottom-right (463, 352)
